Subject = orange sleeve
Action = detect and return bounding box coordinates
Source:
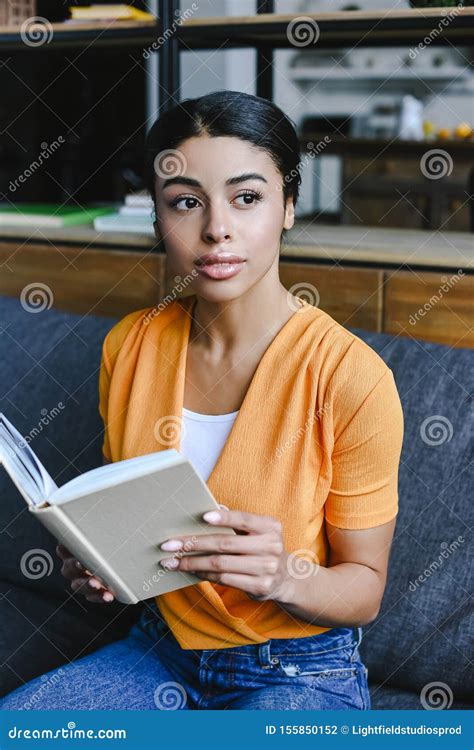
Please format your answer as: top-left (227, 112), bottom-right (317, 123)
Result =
top-left (97, 307), bottom-right (152, 462)
top-left (98, 332), bottom-right (113, 461)
top-left (324, 368), bottom-right (404, 530)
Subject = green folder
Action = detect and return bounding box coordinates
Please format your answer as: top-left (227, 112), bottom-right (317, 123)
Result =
top-left (0, 204), bottom-right (116, 228)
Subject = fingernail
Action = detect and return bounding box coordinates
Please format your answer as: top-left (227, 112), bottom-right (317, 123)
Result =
top-left (160, 540), bottom-right (183, 551)
top-left (88, 579), bottom-right (100, 589)
top-left (203, 511), bottom-right (220, 523)
top-left (160, 558), bottom-right (179, 569)
top-left (103, 592), bottom-right (114, 602)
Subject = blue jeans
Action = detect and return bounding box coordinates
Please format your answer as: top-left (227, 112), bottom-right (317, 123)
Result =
top-left (0, 601), bottom-right (371, 710)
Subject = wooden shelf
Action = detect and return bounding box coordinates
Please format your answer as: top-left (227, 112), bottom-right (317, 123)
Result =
top-left (0, 224), bottom-right (155, 249)
top-left (2, 9), bottom-right (472, 51)
top-left (178, 8), bottom-right (474, 49)
top-left (282, 222), bottom-right (473, 271)
top-left (1, 221), bottom-right (471, 271)
top-left (298, 134), bottom-right (474, 159)
top-left (0, 20), bottom-right (160, 50)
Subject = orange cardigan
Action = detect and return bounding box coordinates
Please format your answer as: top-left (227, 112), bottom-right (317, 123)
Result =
top-left (99, 294), bottom-right (404, 650)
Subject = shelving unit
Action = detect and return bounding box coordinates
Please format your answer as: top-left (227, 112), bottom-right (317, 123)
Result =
top-left (177, 7), bottom-right (474, 50)
top-left (0, 19), bottom-right (160, 49)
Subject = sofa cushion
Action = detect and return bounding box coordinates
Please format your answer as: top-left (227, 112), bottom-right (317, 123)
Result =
top-left (0, 296), bottom-right (142, 698)
top-left (369, 684), bottom-right (473, 711)
top-left (348, 327), bottom-right (473, 706)
top-left (1, 294), bottom-right (472, 708)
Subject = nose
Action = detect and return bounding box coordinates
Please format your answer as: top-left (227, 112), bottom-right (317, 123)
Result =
top-left (202, 203), bottom-right (232, 244)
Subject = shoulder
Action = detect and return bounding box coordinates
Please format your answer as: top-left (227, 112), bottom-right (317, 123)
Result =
top-left (310, 307), bottom-right (392, 384)
top-left (311, 309), bottom-right (399, 432)
top-left (101, 295), bottom-right (192, 368)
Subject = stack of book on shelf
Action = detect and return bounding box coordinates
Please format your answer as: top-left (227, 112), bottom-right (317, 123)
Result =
top-left (93, 191), bottom-right (155, 235)
top-left (0, 204), bottom-right (115, 229)
top-left (66, 4), bottom-right (156, 23)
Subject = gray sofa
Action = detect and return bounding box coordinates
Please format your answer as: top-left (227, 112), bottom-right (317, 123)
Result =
top-left (0, 294), bottom-right (472, 709)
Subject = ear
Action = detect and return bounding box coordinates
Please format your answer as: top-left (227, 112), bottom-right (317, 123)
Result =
top-left (283, 196), bottom-right (295, 230)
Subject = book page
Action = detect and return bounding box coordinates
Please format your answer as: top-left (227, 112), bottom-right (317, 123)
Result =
top-left (49, 449), bottom-right (182, 505)
top-left (0, 413), bottom-right (57, 506)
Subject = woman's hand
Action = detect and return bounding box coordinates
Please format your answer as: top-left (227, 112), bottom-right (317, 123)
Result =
top-left (159, 509), bottom-right (292, 602)
top-left (56, 544), bottom-right (116, 604)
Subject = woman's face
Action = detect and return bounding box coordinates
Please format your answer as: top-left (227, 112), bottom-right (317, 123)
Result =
top-left (153, 135), bottom-right (294, 301)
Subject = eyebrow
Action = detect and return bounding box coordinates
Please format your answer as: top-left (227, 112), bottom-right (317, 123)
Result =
top-left (161, 172), bottom-right (268, 190)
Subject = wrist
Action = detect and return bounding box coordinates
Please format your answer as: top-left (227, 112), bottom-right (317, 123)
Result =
top-left (273, 557), bottom-right (322, 608)
top-left (272, 561), bottom-right (300, 606)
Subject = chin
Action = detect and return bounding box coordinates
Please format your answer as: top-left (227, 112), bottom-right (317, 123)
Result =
top-left (192, 282), bottom-right (249, 304)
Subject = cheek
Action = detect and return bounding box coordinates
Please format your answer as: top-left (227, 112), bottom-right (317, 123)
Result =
top-left (243, 204), bottom-right (284, 265)
top-left (160, 216), bottom-right (199, 258)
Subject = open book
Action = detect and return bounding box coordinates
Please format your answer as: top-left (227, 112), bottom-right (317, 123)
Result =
top-left (0, 413), bottom-right (235, 604)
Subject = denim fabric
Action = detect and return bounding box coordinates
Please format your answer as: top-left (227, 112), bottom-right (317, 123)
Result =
top-left (0, 601), bottom-right (370, 711)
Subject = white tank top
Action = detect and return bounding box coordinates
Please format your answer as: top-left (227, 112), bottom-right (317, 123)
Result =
top-left (180, 406), bottom-right (239, 482)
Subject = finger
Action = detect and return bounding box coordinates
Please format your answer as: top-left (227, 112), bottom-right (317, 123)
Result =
top-left (84, 589), bottom-right (115, 604)
top-left (202, 508), bottom-right (282, 536)
top-left (160, 533), bottom-right (270, 556)
top-left (70, 576), bottom-right (114, 600)
top-left (61, 558), bottom-right (88, 581)
top-left (163, 554), bottom-right (276, 576)
top-left (56, 544), bottom-right (74, 560)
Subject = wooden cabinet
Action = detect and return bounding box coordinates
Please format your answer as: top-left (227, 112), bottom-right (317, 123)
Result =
top-left (279, 262), bottom-right (383, 332)
top-left (0, 240), bottom-right (165, 317)
top-left (0, 225), bottom-right (471, 347)
top-left (384, 270), bottom-right (474, 348)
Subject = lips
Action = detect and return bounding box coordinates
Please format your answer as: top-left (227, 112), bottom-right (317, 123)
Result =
top-left (195, 253), bottom-right (246, 266)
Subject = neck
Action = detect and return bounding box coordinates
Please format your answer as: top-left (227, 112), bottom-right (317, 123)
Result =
top-left (189, 281), bottom-right (300, 358)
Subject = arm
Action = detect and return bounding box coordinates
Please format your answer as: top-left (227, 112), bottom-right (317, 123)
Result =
top-left (273, 517), bottom-right (396, 627)
top-left (161, 509), bottom-right (396, 628)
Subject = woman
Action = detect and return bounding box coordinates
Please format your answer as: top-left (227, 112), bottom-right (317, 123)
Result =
top-left (0, 90), bottom-right (404, 711)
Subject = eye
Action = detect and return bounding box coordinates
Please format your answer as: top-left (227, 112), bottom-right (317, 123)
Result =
top-left (169, 195), bottom-right (201, 211)
top-left (234, 190), bottom-right (263, 206)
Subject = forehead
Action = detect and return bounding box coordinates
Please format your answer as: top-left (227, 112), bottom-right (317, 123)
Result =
top-left (171, 135), bottom-right (278, 182)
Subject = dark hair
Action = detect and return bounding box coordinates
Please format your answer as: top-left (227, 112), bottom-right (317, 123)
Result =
top-left (143, 90), bottom-right (302, 240)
